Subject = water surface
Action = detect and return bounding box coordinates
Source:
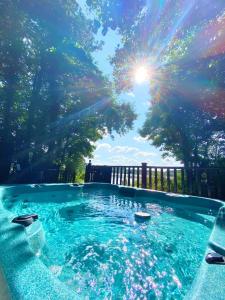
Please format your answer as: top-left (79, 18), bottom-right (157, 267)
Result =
top-left (7, 188), bottom-right (214, 299)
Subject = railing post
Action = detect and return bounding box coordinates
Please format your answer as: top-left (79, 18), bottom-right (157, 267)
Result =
top-left (84, 160), bottom-right (92, 182)
top-left (174, 168), bottom-right (177, 193)
top-left (142, 163), bottom-right (147, 189)
top-left (181, 168), bottom-right (185, 194)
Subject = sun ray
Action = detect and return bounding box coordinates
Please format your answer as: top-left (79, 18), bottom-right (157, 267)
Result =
top-left (134, 66), bottom-right (149, 84)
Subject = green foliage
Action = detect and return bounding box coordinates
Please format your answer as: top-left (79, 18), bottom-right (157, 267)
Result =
top-left (88, 0), bottom-right (225, 168)
top-left (86, 0), bottom-right (146, 35)
top-left (140, 97), bottom-right (225, 167)
top-left (0, 0), bottom-right (136, 182)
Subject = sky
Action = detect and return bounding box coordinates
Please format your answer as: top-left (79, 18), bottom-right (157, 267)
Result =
top-left (78, 0), bottom-right (181, 167)
top-left (90, 28), bottom-right (181, 167)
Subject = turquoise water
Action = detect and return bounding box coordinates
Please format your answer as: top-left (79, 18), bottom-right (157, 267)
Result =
top-left (6, 188), bottom-right (214, 300)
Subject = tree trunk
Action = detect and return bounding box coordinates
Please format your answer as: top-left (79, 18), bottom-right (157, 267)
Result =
top-left (27, 68), bottom-right (43, 144)
top-left (47, 71), bottom-right (61, 159)
top-left (0, 77), bottom-right (16, 182)
top-left (21, 66), bottom-right (44, 172)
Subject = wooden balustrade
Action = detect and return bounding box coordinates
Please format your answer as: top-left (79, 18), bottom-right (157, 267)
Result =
top-left (7, 168), bottom-right (76, 184)
top-left (85, 162), bottom-right (225, 200)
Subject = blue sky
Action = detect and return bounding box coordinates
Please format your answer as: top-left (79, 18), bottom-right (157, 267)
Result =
top-left (77, 0), bottom-right (181, 167)
top-left (91, 29), bottom-right (181, 167)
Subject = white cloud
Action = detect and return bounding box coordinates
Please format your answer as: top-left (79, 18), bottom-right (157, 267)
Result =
top-left (160, 157), bottom-right (183, 167)
top-left (133, 136), bottom-right (148, 143)
top-left (110, 155), bottom-right (140, 165)
top-left (113, 146), bottom-right (139, 154)
top-left (92, 142), bottom-right (156, 165)
top-left (95, 143), bottom-right (139, 154)
top-left (96, 143), bottom-right (112, 151)
top-left (133, 150), bottom-right (156, 158)
top-left (90, 142), bottom-right (183, 167)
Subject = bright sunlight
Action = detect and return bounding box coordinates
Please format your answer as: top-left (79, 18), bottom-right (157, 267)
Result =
top-left (134, 66), bottom-right (149, 84)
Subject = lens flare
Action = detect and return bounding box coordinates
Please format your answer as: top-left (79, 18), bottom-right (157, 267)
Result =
top-left (134, 66), bottom-right (150, 84)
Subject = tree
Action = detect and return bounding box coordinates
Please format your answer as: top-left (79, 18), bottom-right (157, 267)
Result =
top-left (140, 95), bottom-right (225, 168)
top-left (87, 0), bottom-right (225, 167)
top-left (0, 0), bottom-right (137, 182)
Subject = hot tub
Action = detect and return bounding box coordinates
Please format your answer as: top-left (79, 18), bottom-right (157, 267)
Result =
top-left (0, 183), bottom-right (224, 299)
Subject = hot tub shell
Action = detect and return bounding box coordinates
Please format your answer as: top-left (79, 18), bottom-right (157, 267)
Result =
top-left (0, 183), bottom-right (224, 300)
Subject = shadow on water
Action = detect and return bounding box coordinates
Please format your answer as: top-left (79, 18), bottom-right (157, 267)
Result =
top-left (59, 203), bottom-right (102, 220)
top-left (58, 193), bottom-right (214, 229)
top-left (58, 203), bottom-right (132, 227)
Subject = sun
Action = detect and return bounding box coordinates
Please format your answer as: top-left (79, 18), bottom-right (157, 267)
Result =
top-left (134, 66), bottom-right (149, 84)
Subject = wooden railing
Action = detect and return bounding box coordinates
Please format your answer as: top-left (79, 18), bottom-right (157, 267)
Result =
top-left (85, 162), bottom-right (225, 200)
top-left (7, 168), bottom-right (76, 184)
top-left (41, 169), bottom-right (76, 183)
